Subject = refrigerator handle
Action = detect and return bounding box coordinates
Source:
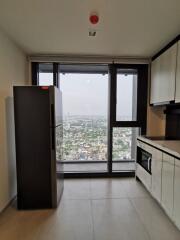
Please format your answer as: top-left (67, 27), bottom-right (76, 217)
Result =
top-left (51, 104), bottom-right (55, 150)
top-left (51, 104), bottom-right (55, 127)
top-left (51, 128), bottom-right (55, 150)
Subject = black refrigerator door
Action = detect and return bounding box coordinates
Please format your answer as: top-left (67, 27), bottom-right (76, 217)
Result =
top-left (14, 86), bottom-right (53, 209)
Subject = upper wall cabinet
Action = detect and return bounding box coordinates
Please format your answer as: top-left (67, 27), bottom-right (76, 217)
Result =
top-left (175, 41), bottom-right (180, 103)
top-left (150, 43), bottom-right (177, 105)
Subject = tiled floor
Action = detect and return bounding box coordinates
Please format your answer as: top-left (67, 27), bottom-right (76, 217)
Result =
top-left (0, 178), bottom-right (180, 240)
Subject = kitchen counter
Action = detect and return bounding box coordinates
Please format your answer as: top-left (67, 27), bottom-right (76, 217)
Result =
top-left (137, 136), bottom-right (180, 159)
top-left (136, 136), bottom-right (180, 231)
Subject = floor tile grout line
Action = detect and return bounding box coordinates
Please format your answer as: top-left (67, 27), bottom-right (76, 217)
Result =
top-left (90, 195), bottom-right (152, 240)
top-left (90, 199), bottom-right (96, 240)
top-left (122, 181), bottom-right (151, 199)
top-left (128, 197), bottom-right (151, 240)
top-left (128, 196), bottom-right (150, 199)
top-left (89, 180), bottom-right (96, 240)
top-left (125, 180), bottom-right (153, 239)
top-left (62, 197), bottom-right (129, 201)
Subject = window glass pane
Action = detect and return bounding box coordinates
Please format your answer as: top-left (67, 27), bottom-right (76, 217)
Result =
top-left (112, 127), bottom-right (139, 171)
top-left (39, 63), bottom-right (53, 86)
top-left (60, 68), bottom-right (108, 173)
top-left (116, 70), bottom-right (137, 121)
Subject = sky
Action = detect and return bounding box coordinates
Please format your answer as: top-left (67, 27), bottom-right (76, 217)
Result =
top-left (39, 72), bottom-right (136, 118)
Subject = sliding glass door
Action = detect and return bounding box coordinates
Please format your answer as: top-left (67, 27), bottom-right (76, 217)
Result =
top-left (59, 65), bottom-right (108, 173)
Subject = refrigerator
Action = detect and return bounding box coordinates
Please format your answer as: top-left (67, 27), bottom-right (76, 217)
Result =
top-left (13, 86), bottom-right (64, 210)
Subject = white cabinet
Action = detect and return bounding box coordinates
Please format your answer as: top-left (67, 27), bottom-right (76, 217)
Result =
top-left (150, 57), bottom-right (161, 104)
top-left (136, 139), bottom-right (180, 231)
top-left (161, 153), bottom-right (174, 218)
top-left (175, 41), bottom-right (180, 102)
top-left (151, 148), bottom-right (163, 203)
top-left (136, 164), bottom-right (152, 191)
top-left (150, 43), bottom-right (177, 104)
top-left (173, 159), bottom-right (180, 229)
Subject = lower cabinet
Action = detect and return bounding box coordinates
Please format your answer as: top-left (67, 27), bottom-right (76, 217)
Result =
top-left (151, 148), bottom-right (163, 203)
top-left (161, 153), bottom-right (174, 218)
top-left (136, 139), bottom-right (180, 231)
top-left (173, 159), bottom-right (180, 229)
top-left (136, 164), bottom-right (151, 191)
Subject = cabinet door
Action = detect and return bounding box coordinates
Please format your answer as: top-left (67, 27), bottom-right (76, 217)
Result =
top-left (175, 41), bottom-right (180, 103)
top-left (150, 57), bottom-right (161, 104)
top-left (173, 159), bottom-right (180, 228)
top-left (151, 149), bottom-right (163, 202)
top-left (150, 43), bottom-right (177, 104)
top-left (161, 153), bottom-right (174, 218)
top-left (136, 164), bottom-right (152, 191)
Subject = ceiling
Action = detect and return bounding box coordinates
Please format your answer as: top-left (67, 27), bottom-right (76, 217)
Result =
top-left (0, 0), bottom-right (179, 57)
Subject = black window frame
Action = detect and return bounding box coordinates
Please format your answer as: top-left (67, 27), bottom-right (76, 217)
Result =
top-left (31, 62), bottom-right (59, 88)
top-left (109, 64), bottom-right (148, 133)
top-left (31, 62), bottom-right (148, 177)
top-left (108, 64), bottom-right (148, 173)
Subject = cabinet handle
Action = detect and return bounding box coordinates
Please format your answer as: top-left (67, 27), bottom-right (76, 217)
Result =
top-left (51, 128), bottom-right (55, 150)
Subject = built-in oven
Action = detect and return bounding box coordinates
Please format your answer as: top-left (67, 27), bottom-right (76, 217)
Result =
top-left (137, 146), bottom-right (152, 174)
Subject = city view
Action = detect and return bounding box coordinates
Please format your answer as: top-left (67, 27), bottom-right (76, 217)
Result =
top-left (60, 71), bottom-right (136, 163)
top-left (62, 115), bottom-right (133, 161)
top-left (39, 68), bottom-right (138, 171)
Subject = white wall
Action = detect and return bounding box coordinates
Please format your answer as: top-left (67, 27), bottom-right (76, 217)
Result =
top-left (0, 29), bottom-right (28, 211)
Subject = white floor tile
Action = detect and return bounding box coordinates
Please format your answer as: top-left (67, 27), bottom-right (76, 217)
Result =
top-left (123, 178), bottom-right (150, 198)
top-left (90, 178), bottom-right (127, 199)
top-left (0, 178), bottom-right (179, 240)
top-left (92, 198), bottom-right (150, 240)
top-left (35, 200), bottom-right (94, 240)
top-left (62, 179), bottom-right (91, 200)
top-left (130, 197), bottom-right (180, 240)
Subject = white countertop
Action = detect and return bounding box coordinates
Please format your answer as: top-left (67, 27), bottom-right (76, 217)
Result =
top-left (137, 136), bottom-right (180, 159)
